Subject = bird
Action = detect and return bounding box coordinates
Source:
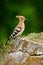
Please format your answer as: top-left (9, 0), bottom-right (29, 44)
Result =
top-left (7, 15), bottom-right (26, 42)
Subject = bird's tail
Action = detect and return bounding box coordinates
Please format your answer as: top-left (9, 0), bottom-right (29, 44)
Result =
top-left (5, 38), bottom-right (9, 46)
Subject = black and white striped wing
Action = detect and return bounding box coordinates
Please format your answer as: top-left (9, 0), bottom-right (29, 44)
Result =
top-left (7, 27), bottom-right (22, 41)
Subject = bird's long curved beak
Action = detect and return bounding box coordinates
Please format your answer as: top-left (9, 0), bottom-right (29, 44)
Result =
top-left (25, 18), bottom-right (29, 21)
top-left (25, 18), bottom-right (30, 24)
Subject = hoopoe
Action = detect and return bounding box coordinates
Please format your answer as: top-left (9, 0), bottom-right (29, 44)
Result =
top-left (7, 15), bottom-right (26, 41)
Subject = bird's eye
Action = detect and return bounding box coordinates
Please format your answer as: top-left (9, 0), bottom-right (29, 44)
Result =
top-left (21, 17), bottom-right (24, 20)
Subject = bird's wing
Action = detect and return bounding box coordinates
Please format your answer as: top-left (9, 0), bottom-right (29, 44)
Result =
top-left (7, 26), bottom-right (22, 41)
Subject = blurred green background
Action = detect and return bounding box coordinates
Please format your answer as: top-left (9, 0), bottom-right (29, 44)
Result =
top-left (0, 0), bottom-right (43, 43)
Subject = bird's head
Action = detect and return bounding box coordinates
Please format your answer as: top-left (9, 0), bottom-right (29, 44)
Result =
top-left (16, 15), bottom-right (26, 22)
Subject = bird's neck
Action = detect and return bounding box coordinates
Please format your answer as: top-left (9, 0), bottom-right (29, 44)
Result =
top-left (19, 20), bottom-right (25, 28)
